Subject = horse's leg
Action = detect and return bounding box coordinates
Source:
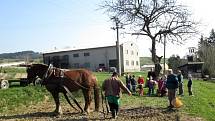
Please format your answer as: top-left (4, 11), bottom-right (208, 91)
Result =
top-left (50, 91), bottom-right (62, 115)
top-left (82, 88), bottom-right (92, 113)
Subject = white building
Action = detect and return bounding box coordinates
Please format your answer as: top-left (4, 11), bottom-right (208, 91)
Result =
top-left (43, 41), bottom-right (140, 72)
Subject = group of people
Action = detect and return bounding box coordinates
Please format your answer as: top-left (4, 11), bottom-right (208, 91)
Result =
top-left (166, 69), bottom-right (193, 109)
top-left (125, 73), bottom-right (145, 96)
top-left (102, 69), bottom-right (193, 119)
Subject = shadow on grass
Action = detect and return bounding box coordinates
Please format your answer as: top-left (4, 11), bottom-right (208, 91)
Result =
top-left (0, 111), bottom-right (105, 121)
top-left (0, 112), bottom-right (56, 120)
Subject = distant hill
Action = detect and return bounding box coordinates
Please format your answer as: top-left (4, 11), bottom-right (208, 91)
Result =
top-left (140, 57), bottom-right (153, 66)
top-left (0, 51), bottom-right (42, 59)
top-left (140, 57), bottom-right (168, 66)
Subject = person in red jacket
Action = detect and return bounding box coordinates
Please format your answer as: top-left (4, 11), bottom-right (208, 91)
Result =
top-left (137, 75), bottom-right (145, 96)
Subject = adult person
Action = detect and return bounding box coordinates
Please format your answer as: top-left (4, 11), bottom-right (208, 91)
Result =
top-left (147, 68), bottom-right (156, 80)
top-left (177, 70), bottom-right (184, 96)
top-left (166, 69), bottom-right (179, 109)
top-left (102, 72), bottom-right (132, 119)
top-left (187, 74), bottom-right (193, 96)
top-left (130, 75), bottom-right (137, 93)
top-left (125, 73), bottom-right (131, 91)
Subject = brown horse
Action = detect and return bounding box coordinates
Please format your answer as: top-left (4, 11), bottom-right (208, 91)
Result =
top-left (27, 64), bottom-right (100, 115)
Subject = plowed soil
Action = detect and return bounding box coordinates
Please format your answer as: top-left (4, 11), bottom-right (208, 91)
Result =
top-left (0, 96), bottom-right (204, 121)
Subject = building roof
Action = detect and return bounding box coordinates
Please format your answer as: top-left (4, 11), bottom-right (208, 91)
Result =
top-left (178, 62), bottom-right (204, 68)
top-left (43, 45), bottom-right (116, 55)
top-left (43, 41), bottom-right (138, 55)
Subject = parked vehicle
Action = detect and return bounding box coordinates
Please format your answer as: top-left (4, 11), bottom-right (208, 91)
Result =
top-left (0, 73), bottom-right (28, 89)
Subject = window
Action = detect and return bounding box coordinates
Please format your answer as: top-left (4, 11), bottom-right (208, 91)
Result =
top-left (84, 52), bottom-right (90, 56)
top-left (137, 52), bottom-right (138, 56)
top-left (62, 55), bottom-right (69, 62)
top-left (131, 61), bottom-right (134, 66)
top-left (126, 50), bottom-right (129, 54)
top-left (73, 53), bottom-right (79, 57)
top-left (52, 56), bottom-right (60, 67)
top-left (126, 60), bottom-right (129, 66)
top-left (131, 50), bottom-right (134, 55)
top-left (99, 63), bottom-right (105, 67)
top-left (136, 61), bottom-right (139, 66)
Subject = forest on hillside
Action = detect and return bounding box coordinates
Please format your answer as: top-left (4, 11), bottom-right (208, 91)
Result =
top-left (0, 51), bottom-right (42, 59)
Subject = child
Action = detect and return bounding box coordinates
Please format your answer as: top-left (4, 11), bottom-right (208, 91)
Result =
top-left (137, 75), bottom-right (144, 96)
top-left (147, 76), bottom-right (155, 96)
top-left (187, 74), bottom-right (193, 96)
top-left (157, 77), bottom-right (164, 96)
top-left (161, 75), bottom-right (167, 97)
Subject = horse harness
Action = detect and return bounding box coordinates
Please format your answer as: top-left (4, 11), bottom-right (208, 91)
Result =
top-left (43, 64), bottom-right (89, 90)
top-left (43, 64), bottom-right (106, 115)
top-left (42, 64), bottom-right (85, 112)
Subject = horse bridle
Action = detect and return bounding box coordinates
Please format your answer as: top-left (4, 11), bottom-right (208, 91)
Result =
top-left (43, 64), bottom-right (54, 80)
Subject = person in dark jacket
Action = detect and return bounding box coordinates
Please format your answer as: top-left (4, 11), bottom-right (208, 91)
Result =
top-left (125, 73), bottom-right (131, 91)
top-left (187, 74), bottom-right (193, 96)
top-left (130, 75), bottom-right (137, 93)
top-left (177, 70), bottom-right (184, 96)
top-left (166, 69), bottom-right (178, 109)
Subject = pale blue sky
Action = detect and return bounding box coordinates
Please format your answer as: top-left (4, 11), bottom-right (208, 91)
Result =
top-left (0, 0), bottom-right (215, 57)
top-left (0, 0), bottom-right (112, 53)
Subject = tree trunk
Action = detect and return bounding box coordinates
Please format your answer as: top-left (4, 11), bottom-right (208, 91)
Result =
top-left (151, 39), bottom-right (156, 63)
top-left (151, 38), bottom-right (162, 80)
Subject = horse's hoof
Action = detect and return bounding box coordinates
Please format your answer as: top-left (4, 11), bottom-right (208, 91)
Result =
top-left (85, 109), bottom-right (93, 114)
top-left (53, 110), bottom-right (63, 116)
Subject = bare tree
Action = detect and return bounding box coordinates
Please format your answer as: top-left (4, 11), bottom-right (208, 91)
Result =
top-left (101, 0), bottom-right (199, 77)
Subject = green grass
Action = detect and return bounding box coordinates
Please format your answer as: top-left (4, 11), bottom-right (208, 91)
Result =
top-left (0, 86), bottom-right (48, 113)
top-left (181, 80), bottom-right (215, 121)
top-left (0, 72), bottom-right (215, 121)
top-left (0, 67), bottom-right (26, 73)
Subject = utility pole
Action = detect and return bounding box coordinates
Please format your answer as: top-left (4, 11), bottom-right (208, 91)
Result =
top-left (111, 17), bottom-right (123, 76)
top-left (163, 34), bottom-right (166, 74)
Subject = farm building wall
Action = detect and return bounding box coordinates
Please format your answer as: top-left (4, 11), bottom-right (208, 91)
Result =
top-left (121, 41), bottom-right (140, 72)
top-left (43, 42), bottom-right (140, 72)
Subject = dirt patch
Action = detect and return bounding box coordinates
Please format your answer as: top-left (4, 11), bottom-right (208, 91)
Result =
top-left (0, 99), bottom-right (205, 121)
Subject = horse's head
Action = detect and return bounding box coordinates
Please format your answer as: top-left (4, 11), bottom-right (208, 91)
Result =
top-left (27, 64), bottom-right (49, 84)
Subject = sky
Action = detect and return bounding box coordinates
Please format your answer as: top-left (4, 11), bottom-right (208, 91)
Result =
top-left (0, 0), bottom-right (215, 57)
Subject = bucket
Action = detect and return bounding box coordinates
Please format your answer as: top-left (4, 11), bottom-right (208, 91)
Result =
top-left (171, 97), bottom-right (183, 108)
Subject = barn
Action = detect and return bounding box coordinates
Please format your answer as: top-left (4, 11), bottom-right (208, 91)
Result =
top-left (43, 41), bottom-right (140, 72)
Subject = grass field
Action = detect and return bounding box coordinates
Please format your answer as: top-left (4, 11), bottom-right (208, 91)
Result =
top-left (0, 72), bottom-right (215, 120)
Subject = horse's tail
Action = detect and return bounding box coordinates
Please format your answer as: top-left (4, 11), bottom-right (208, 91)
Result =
top-left (93, 77), bottom-right (100, 111)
